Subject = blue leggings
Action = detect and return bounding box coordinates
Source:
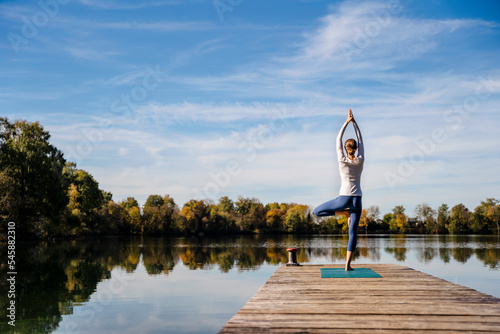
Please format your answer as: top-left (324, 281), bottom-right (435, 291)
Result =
top-left (314, 196), bottom-right (362, 252)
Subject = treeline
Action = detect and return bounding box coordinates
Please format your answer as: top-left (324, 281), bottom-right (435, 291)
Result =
top-left (361, 201), bottom-right (499, 235)
top-left (1, 118), bottom-right (499, 239)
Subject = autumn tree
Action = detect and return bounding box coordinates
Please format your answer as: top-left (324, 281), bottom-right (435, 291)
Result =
top-left (119, 197), bottom-right (141, 233)
top-left (446, 204), bottom-right (470, 234)
top-left (68, 169), bottom-right (104, 219)
top-left (284, 205), bottom-right (311, 233)
top-left (265, 202), bottom-right (286, 232)
top-left (359, 205), bottom-right (381, 233)
top-left (388, 205), bottom-right (409, 233)
top-left (179, 199), bottom-right (208, 233)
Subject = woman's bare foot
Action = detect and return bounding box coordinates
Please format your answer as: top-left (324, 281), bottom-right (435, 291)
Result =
top-left (345, 251), bottom-right (353, 271)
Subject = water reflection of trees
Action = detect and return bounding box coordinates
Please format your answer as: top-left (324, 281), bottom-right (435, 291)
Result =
top-left (0, 235), bottom-right (498, 332)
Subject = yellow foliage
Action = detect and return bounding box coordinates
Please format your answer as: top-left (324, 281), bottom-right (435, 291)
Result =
top-left (67, 184), bottom-right (80, 211)
top-left (180, 206), bottom-right (193, 221)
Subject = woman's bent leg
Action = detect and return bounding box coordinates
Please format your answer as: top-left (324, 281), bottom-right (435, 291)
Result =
top-left (313, 196), bottom-right (351, 217)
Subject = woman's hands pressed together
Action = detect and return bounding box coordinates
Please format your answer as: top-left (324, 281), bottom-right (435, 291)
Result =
top-left (346, 109), bottom-right (355, 124)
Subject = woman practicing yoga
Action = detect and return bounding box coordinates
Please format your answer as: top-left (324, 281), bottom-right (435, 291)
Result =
top-left (314, 109), bottom-right (364, 271)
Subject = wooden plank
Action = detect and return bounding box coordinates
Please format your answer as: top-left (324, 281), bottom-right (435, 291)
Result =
top-left (219, 264), bottom-right (500, 333)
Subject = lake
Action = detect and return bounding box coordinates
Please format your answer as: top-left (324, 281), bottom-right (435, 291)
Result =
top-left (1, 234), bottom-right (499, 334)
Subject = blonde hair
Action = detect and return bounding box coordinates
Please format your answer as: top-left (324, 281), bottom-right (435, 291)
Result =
top-left (345, 138), bottom-right (357, 156)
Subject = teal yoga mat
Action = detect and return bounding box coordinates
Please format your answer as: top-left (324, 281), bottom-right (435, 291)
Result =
top-left (320, 268), bottom-right (382, 278)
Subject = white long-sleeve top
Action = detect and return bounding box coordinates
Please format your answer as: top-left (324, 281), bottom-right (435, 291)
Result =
top-left (336, 121), bottom-right (364, 196)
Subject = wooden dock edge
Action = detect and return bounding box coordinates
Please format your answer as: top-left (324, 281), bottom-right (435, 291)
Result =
top-left (219, 264), bottom-right (500, 333)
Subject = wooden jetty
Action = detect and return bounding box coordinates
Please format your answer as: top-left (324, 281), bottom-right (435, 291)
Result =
top-left (219, 264), bottom-right (500, 333)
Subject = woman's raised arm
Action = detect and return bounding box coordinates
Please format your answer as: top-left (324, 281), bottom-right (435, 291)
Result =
top-left (352, 119), bottom-right (364, 159)
top-left (336, 110), bottom-right (351, 160)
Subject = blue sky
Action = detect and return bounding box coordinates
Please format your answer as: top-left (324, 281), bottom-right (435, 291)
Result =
top-left (1, 0), bottom-right (499, 215)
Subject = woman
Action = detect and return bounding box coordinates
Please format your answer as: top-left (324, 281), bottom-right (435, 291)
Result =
top-left (314, 109), bottom-right (364, 271)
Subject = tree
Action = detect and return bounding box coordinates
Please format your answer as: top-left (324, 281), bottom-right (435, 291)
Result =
top-left (486, 203), bottom-right (500, 235)
top-left (415, 203), bottom-right (437, 234)
top-left (367, 206), bottom-right (380, 221)
top-left (359, 206), bottom-right (380, 233)
top-left (118, 197), bottom-right (141, 233)
top-left (446, 204), bottom-right (470, 234)
top-left (218, 196), bottom-right (235, 214)
top-left (119, 197), bottom-right (139, 211)
top-left (144, 194), bottom-right (164, 208)
top-left (179, 199), bottom-right (208, 233)
top-left (0, 169), bottom-right (21, 225)
top-left (235, 196), bottom-right (265, 231)
top-left (0, 118), bottom-right (68, 235)
top-left (128, 206), bottom-right (142, 233)
top-left (390, 205), bottom-right (409, 233)
top-left (142, 206), bottom-right (162, 234)
top-left (70, 170), bottom-right (104, 218)
top-left (437, 204), bottom-right (449, 234)
top-left (265, 205), bottom-right (286, 232)
top-left (471, 198), bottom-right (499, 234)
top-left (283, 205), bottom-right (310, 233)
top-left (381, 213), bottom-right (392, 231)
top-left (359, 209), bottom-right (369, 232)
top-left (96, 201), bottom-right (125, 234)
top-left (159, 195), bottom-right (178, 233)
top-left (101, 190), bottom-right (113, 206)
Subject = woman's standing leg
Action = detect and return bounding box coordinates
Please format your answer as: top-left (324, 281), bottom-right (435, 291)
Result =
top-left (345, 196), bottom-right (362, 271)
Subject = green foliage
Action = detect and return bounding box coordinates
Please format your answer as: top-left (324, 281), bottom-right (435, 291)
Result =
top-left (437, 204), bottom-right (449, 234)
top-left (446, 204), bottom-right (471, 234)
top-left (235, 196), bottom-right (265, 231)
top-left (389, 205), bottom-right (409, 233)
top-left (144, 194), bottom-right (164, 208)
top-left (119, 197), bottom-right (139, 210)
top-left (218, 196), bottom-right (235, 213)
top-left (284, 205), bottom-right (311, 233)
top-left (71, 170), bottom-right (104, 217)
top-left (0, 118), bottom-right (67, 237)
top-left (470, 198), bottom-right (499, 234)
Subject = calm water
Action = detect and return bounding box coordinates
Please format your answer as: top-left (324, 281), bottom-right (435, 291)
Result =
top-left (1, 234), bottom-right (499, 334)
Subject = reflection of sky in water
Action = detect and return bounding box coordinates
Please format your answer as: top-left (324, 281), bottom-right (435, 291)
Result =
top-left (52, 235), bottom-right (499, 334)
top-left (54, 260), bottom-right (276, 334)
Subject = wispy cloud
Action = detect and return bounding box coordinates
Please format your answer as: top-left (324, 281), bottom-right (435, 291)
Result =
top-left (274, 1), bottom-right (496, 79)
top-left (76, 0), bottom-right (183, 10)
